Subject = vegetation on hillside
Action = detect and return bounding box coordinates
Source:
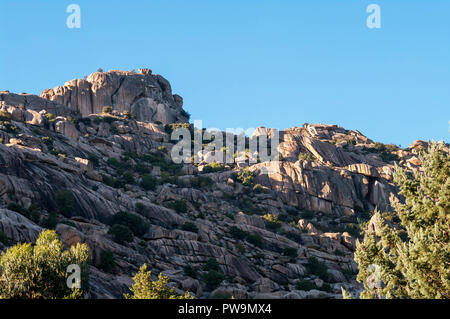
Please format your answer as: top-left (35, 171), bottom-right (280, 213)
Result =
top-left (124, 264), bottom-right (192, 299)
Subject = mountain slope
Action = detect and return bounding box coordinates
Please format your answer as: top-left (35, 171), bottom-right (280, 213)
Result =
top-left (0, 69), bottom-right (440, 299)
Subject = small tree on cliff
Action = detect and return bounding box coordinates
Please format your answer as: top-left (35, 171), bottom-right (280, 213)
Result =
top-left (354, 143), bottom-right (449, 299)
top-left (125, 264), bottom-right (193, 299)
top-left (0, 230), bottom-right (90, 299)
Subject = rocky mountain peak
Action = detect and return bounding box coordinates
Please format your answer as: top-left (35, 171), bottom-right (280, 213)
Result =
top-left (40, 69), bottom-right (188, 124)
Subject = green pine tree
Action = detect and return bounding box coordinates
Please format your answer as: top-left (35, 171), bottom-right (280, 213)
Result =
top-left (124, 264), bottom-right (193, 299)
top-left (354, 142), bottom-right (449, 299)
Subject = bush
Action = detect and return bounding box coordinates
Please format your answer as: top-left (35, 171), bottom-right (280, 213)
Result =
top-left (380, 150), bottom-right (399, 162)
top-left (43, 113), bottom-right (55, 123)
top-left (263, 213), bottom-right (279, 223)
top-left (140, 174), bottom-right (158, 191)
top-left (87, 154), bottom-right (99, 167)
top-left (160, 172), bottom-right (179, 186)
top-left (298, 152), bottom-right (315, 161)
top-left (282, 247), bottom-right (298, 258)
top-left (203, 162), bottom-right (225, 173)
top-left (364, 143), bottom-right (400, 162)
top-left (157, 145), bottom-right (167, 153)
top-left (0, 111), bottom-right (11, 121)
top-left (252, 184), bottom-right (267, 193)
top-left (334, 248), bottom-right (344, 256)
top-left (180, 109), bottom-right (191, 120)
top-left (263, 213), bottom-right (281, 231)
top-left (295, 280), bottom-right (317, 291)
top-left (124, 264), bottom-right (192, 299)
top-left (235, 243), bottom-right (245, 253)
top-left (203, 270), bottom-right (225, 290)
top-left (110, 212), bottom-right (148, 237)
top-left (102, 106), bottom-right (113, 114)
top-left (246, 233), bottom-right (263, 248)
top-left (190, 176), bottom-right (213, 189)
top-left (238, 199), bottom-right (263, 215)
top-left (0, 121), bottom-right (19, 134)
top-left (300, 210), bottom-right (315, 219)
top-left (306, 257), bottom-right (329, 281)
top-left (285, 232), bottom-right (303, 245)
top-left (229, 226), bottom-right (247, 240)
top-left (101, 174), bottom-right (116, 187)
top-left (0, 230), bottom-right (89, 299)
top-left (6, 203), bottom-right (40, 223)
top-left (55, 190), bottom-right (75, 216)
top-left (237, 168), bottom-right (255, 186)
top-left (42, 212), bottom-right (58, 230)
top-left (135, 203), bottom-right (146, 214)
top-left (164, 122), bottom-right (192, 135)
top-left (78, 117), bottom-right (91, 126)
top-left (109, 224), bottom-right (134, 244)
top-left (166, 200), bottom-right (187, 214)
top-left (183, 265), bottom-right (198, 279)
top-left (135, 162), bottom-right (150, 174)
top-left (123, 111), bottom-right (133, 119)
top-left (181, 222), bottom-right (198, 233)
top-left (204, 258), bottom-right (220, 272)
top-left (321, 282), bottom-right (332, 292)
top-left (295, 280), bottom-right (331, 292)
top-left (141, 152), bottom-right (165, 165)
top-left (100, 249), bottom-right (115, 272)
top-left (107, 157), bottom-right (125, 169)
top-left (121, 171), bottom-right (135, 185)
top-left (344, 223), bottom-right (360, 237)
top-left (6, 202), bottom-right (27, 216)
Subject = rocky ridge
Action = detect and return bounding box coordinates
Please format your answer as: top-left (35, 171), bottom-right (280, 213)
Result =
top-left (0, 69), bottom-right (441, 299)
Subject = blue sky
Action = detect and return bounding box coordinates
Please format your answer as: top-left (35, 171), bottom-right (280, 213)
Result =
top-left (0, 0), bottom-right (449, 147)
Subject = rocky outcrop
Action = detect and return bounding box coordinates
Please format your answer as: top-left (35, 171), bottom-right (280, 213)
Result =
top-left (40, 70), bottom-right (188, 124)
top-left (0, 209), bottom-right (42, 244)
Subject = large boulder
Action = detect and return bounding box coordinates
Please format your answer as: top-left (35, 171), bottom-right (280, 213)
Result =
top-left (55, 118), bottom-right (79, 140)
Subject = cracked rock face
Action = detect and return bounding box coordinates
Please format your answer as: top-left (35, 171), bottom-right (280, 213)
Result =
top-left (40, 70), bottom-right (187, 124)
top-left (0, 69), bottom-right (445, 299)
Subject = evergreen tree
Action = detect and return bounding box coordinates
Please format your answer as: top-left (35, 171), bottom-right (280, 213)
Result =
top-left (354, 143), bottom-right (449, 299)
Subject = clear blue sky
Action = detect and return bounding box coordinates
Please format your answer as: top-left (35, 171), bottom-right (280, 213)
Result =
top-left (0, 0), bottom-right (449, 147)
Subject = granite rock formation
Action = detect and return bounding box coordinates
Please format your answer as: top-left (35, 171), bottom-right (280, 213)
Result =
top-left (0, 69), bottom-right (443, 299)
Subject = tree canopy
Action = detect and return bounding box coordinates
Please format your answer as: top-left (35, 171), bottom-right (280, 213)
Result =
top-left (0, 230), bottom-right (90, 299)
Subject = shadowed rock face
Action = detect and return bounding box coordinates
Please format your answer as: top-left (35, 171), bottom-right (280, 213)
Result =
top-left (40, 70), bottom-right (187, 124)
top-left (0, 70), bottom-right (444, 299)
